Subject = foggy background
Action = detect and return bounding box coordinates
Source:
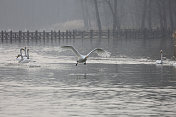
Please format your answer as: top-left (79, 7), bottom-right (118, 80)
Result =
top-left (0, 0), bottom-right (82, 31)
top-left (0, 1), bottom-right (176, 116)
top-left (0, 0), bottom-right (176, 31)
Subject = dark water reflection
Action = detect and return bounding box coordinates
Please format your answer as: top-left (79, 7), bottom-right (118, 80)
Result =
top-left (0, 38), bottom-right (176, 116)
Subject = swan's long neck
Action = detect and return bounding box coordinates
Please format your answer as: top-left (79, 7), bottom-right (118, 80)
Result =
top-left (20, 49), bottom-right (23, 59)
top-left (27, 49), bottom-right (29, 59)
top-left (85, 56), bottom-right (88, 59)
top-left (24, 47), bottom-right (27, 57)
top-left (160, 50), bottom-right (163, 62)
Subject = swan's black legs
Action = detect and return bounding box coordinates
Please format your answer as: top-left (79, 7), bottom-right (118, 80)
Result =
top-left (76, 61), bottom-right (78, 66)
top-left (75, 61), bottom-right (87, 66)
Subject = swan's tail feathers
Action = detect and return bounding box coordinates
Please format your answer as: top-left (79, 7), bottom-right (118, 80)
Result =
top-left (61, 45), bottom-right (81, 57)
top-left (87, 48), bottom-right (111, 58)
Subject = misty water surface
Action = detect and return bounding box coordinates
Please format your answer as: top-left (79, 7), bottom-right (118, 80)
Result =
top-left (0, 37), bottom-right (176, 117)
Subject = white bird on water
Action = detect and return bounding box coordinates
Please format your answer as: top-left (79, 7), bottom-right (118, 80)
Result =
top-left (61, 45), bottom-right (111, 66)
top-left (16, 48), bottom-right (30, 63)
top-left (24, 47), bottom-right (28, 58)
top-left (16, 48), bottom-right (24, 61)
top-left (156, 50), bottom-right (163, 64)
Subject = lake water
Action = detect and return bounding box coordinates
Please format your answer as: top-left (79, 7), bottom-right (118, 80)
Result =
top-left (0, 37), bottom-right (176, 116)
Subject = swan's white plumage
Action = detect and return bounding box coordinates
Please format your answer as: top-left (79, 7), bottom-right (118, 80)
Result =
top-left (16, 48), bottom-right (30, 63)
top-left (61, 45), bottom-right (81, 57)
top-left (156, 50), bottom-right (163, 64)
top-left (19, 58), bottom-right (30, 63)
top-left (173, 63), bottom-right (176, 66)
top-left (61, 45), bottom-right (111, 65)
top-left (86, 48), bottom-right (111, 58)
top-left (156, 60), bottom-right (162, 64)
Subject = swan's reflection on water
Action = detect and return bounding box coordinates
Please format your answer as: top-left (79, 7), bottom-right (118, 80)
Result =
top-left (71, 73), bottom-right (87, 79)
top-left (0, 63), bottom-right (176, 117)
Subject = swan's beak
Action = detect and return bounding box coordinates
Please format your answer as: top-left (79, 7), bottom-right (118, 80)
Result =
top-left (16, 55), bottom-right (20, 58)
top-left (20, 48), bottom-right (25, 51)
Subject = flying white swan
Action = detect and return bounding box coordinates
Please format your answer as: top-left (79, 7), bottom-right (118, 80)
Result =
top-left (16, 48), bottom-right (30, 63)
top-left (61, 45), bottom-right (111, 66)
top-left (156, 50), bottom-right (163, 64)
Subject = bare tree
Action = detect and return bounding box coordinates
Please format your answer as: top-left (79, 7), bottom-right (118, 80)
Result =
top-left (162, 0), bottom-right (167, 29)
top-left (94, 0), bottom-right (102, 32)
top-left (105, 0), bottom-right (120, 31)
top-left (157, 0), bottom-right (167, 29)
top-left (147, 0), bottom-right (152, 30)
top-left (81, 0), bottom-right (89, 30)
top-left (141, 0), bottom-right (147, 30)
top-left (168, 0), bottom-right (174, 30)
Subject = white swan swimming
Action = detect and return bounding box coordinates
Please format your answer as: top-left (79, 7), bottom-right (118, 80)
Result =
top-left (61, 45), bottom-right (111, 66)
top-left (156, 50), bottom-right (163, 64)
top-left (24, 46), bottom-right (27, 57)
top-left (172, 62), bottom-right (176, 67)
top-left (16, 48), bottom-right (30, 63)
top-left (16, 48), bottom-right (24, 62)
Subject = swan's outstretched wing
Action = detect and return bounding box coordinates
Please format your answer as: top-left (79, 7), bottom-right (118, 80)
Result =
top-left (86, 48), bottom-right (111, 57)
top-left (61, 45), bottom-right (81, 57)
